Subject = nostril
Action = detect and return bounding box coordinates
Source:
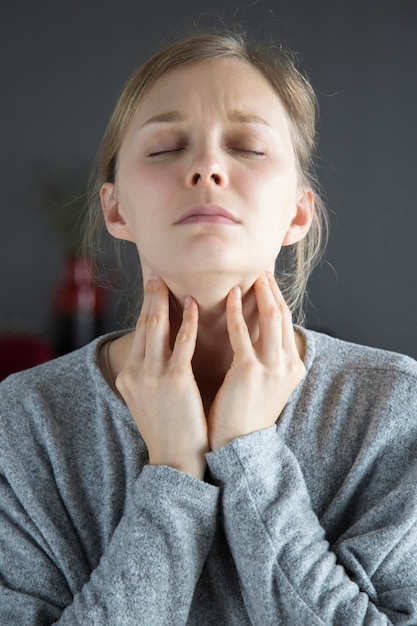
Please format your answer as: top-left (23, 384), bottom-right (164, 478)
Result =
top-left (190, 172), bottom-right (222, 185)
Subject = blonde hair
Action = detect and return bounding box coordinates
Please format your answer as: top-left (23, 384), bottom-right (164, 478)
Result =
top-left (85, 29), bottom-right (328, 324)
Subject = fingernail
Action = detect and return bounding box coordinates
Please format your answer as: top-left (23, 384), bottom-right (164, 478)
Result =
top-left (184, 295), bottom-right (192, 308)
top-left (149, 271), bottom-right (159, 280)
top-left (233, 286), bottom-right (242, 299)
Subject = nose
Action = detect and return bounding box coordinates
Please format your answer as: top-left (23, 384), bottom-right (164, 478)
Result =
top-left (190, 171), bottom-right (223, 186)
top-left (186, 148), bottom-right (228, 188)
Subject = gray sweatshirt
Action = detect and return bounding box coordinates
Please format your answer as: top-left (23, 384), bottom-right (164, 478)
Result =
top-left (0, 327), bottom-right (416, 625)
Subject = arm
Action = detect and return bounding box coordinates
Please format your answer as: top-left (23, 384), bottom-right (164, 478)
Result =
top-left (115, 275), bottom-right (209, 480)
top-left (206, 273), bottom-right (417, 624)
top-left (0, 276), bottom-right (217, 624)
top-left (0, 460), bottom-right (218, 625)
top-left (59, 465), bottom-right (218, 624)
top-left (206, 426), bottom-right (417, 624)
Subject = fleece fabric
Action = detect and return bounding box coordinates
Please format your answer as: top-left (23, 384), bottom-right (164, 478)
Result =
top-left (0, 328), bottom-right (417, 624)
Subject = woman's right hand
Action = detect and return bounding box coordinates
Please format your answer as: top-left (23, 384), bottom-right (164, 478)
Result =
top-left (115, 275), bottom-right (209, 480)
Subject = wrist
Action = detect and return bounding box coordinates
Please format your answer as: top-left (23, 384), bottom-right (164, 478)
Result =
top-left (149, 455), bottom-right (208, 481)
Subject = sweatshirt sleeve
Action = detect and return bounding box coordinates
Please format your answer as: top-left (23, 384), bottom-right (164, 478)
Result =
top-left (206, 425), bottom-right (417, 625)
top-left (0, 461), bottom-right (219, 625)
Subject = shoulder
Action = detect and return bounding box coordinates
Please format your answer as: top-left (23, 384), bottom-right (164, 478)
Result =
top-left (301, 327), bottom-right (417, 383)
top-left (293, 327), bottom-right (417, 428)
top-left (1, 337), bottom-right (97, 404)
top-left (0, 332), bottom-right (135, 493)
top-left (0, 332), bottom-right (125, 434)
top-left (288, 329), bottom-right (417, 515)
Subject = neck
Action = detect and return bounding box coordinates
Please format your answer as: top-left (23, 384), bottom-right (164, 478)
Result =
top-left (103, 282), bottom-right (305, 413)
top-left (168, 286), bottom-right (260, 412)
top-left (170, 289), bottom-right (232, 366)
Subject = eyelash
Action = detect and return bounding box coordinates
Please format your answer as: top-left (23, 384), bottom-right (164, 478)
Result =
top-left (236, 148), bottom-right (266, 157)
top-left (148, 148), bottom-right (183, 157)
top-left (148, 147), bottom-right (266, 158)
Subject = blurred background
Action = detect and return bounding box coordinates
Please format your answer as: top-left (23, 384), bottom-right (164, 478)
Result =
top-left (1, 0), bottom-right (417, 378)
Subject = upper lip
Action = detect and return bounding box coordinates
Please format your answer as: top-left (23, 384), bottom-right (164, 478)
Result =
top-left (174, 204), bottom-right (241, 224)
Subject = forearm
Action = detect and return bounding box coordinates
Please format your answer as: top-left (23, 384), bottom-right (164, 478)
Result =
top-left (206, 427), bottom-right (417, 625)
top-left (1, 465), bottom-right (219, 625)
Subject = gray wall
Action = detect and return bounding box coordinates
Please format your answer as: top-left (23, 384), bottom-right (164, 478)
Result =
top-left (1, 0), bottom-right (417, 358)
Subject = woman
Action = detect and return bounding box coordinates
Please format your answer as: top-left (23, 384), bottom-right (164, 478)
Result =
top-left (1, 30), bottom-right (417, 625)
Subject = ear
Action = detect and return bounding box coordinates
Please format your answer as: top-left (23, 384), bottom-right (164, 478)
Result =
top-left (282, 188), bottom-right (314, 246)
top-left (100, 183), bottom-right (134, 242)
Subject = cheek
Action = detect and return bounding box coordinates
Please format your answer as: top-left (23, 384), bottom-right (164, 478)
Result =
top-left (253, 186), bottom-right (298, 252)
top-left (117, 170), bottom-right (160, 224)
top-left (243, 163), bottom-right (296, 197)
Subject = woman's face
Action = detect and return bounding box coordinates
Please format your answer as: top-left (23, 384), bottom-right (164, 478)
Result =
top-left (101, 57), bottom-right (313, 300)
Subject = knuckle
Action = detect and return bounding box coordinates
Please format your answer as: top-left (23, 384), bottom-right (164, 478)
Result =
top-left (167, 361), bottom-right (188, 379)
top-left (231, 320), bottom-right (248, 336)
top-left (265, 304), bottom-right (281, 320)
top-left (115, 368), bottom-right (133, 395)
top-left (287, 359), bottom-right (306, 382)
top-left (175, 328), bottom-right (190, 344)
top-left (146, 313), bottom-right (161, 331)
top-left (238, 356), bottom-right (258, 377)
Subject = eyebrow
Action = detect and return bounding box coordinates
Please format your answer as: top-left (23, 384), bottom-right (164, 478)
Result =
top-left (228, 110), bottom-right (271, 126)
top-left (139, 111), bottom-right (186, 129)
top-left (138, 109), bottom-right (272, 129)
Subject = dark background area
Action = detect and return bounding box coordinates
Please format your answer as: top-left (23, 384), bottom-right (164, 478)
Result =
top-left (1, 0), bottom-right (416, 359)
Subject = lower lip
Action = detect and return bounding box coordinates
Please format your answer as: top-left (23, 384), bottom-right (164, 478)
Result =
top-left (179, 215), bottom-right (238, 225)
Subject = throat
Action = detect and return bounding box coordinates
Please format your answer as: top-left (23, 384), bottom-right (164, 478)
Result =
top-left (191, 341), bottom-right (232, 414)
top-left (193, 364), bottom-right (227, 415)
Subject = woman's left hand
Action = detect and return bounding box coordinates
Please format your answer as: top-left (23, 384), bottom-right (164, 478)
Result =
top-left (208, 272), bottom-right (305, 451)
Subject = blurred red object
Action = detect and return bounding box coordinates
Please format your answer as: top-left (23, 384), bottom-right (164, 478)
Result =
top-left (0, 334), bottom-right (53, 381)
top-left (53, 256), bottom-right (106, 356)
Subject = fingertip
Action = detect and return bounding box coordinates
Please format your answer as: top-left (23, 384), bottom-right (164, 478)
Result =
top-left (183, 295), bottom-right (198, 316)
top-left (181, 296), bottom-right (199, 326)
top-left (226, 286), bottom-right (242, 312)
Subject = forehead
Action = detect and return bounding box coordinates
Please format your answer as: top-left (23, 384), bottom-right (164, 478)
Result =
top-left (132, 57), bottom-right (290, 127)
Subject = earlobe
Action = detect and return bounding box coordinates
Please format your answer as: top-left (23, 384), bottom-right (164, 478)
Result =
top-left (100, 183), bottom-right (134, 242)
top-left (282, 189), bottom-right (314, 246)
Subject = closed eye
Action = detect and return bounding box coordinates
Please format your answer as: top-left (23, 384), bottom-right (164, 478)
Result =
top-left (148, 148), bottom-right (184, 158)
top-left (147, 146), bottom-right (266, 158)
top-left (233, 148), bottom-right (266, 157)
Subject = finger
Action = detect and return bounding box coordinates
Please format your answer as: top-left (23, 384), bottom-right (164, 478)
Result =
top-left (144, 276), bottom-right (171, 364)
top-left (170, 296), bottom-right (199, 368)
top-left (265, 271), bottom-right (297, 354)
top-left (130, 275), bottom-right (156, 361)
top-left (254, 273), bottom-right (283, 360)
top-left (226, 286), bottom-right (253, 359)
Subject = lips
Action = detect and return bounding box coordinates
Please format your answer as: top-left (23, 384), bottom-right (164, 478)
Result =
top-left (175, 204), bottom-right (240, 225)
